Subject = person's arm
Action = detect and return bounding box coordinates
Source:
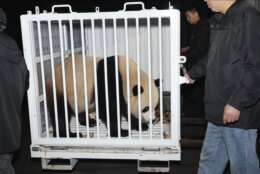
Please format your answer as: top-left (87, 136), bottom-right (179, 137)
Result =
top-left (187, 52), bottom-right (208, 80)
top-left (227, 11), bottom-right (260, 111)
top-left (182, 53), bottom-right (208, 84)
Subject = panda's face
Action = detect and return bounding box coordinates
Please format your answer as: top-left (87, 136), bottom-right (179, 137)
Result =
top-left (141, 105), bottom-right (155, 123)
top-left (131, 82), bottom-right (159, 123)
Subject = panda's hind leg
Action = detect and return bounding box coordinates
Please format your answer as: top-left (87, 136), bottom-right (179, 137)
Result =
top-left (55, 95), bottom-right (83, 138)
top-left (109, 115), bottom-right (129, 137)
top-left (50, 93), bottom-right (69, 137)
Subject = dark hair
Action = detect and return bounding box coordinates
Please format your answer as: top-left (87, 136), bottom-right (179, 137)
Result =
top-left (186, 7), bottom-right (197, 14)
top-left (184, 1), bottom-right (207, 17)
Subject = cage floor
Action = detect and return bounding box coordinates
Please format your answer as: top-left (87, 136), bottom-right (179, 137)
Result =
top-left (69, 116), bottom-right (171, 139)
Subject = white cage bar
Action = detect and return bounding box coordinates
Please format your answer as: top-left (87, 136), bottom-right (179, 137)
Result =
top-left (21, 2), bottom-right (185, 172)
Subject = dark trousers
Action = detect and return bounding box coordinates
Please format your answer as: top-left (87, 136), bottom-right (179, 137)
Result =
top-left (181, 78), bottom-right (205, 117)
top-left (0, 153), bottom-right (15, 174)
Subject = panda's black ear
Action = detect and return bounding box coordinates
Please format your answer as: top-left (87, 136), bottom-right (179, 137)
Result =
top-left (154, 79), bottom-right (160, 88)
top-left (132, 85), bottom-right (144, 96)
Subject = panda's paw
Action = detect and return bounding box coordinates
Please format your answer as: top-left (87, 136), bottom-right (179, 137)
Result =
top-left (121, 129), bottom-right (129, 137)
top-left (78, 117), bottom-right (96, 127)
top-left (133, 123), bottom-right (149, 131)
top-left (78, 113), bottom-right (87, 125)
top-left (141, 123), bottom-right (149, 131)
top-left (69, 132), bottom-right (83, 138)
top-left (69, 132), bottom-right (77, 137)
top-left (78, 117), bottom-right (86, 126)
top-left (89, 118), bottom-right (97, 127)
top-left (110, 130), bottom-right (129, 137)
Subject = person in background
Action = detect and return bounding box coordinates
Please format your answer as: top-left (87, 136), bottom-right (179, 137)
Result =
top-left (0, 8), bottom-right (29, 174)
top-left (181, 1), bottom-right (210, 117)
top-left (184, 0), bottom-right (260, 173)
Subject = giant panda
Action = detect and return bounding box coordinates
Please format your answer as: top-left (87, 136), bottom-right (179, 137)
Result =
top-left (46, 54), bottom-right (159, 137)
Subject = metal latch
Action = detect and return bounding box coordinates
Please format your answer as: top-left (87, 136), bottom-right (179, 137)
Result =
top-left (179, 56), bottom-right (186, 63)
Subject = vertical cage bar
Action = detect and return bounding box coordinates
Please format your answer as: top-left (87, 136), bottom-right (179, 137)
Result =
top-left (102, 19), bottom-right (111, 138)
top-left (80, 19), bottom-right (90, 138)
top-left (136, 18), bottom-right (142, 139)
top-left (113, 19), bottom-right (121, 138)
top-left (63, 24), bottom-right (69, 54)
top-left (170, 14), bottom-right (181, 142)
top-left (69, 20), bottom-right (80, 138)
top-left (21, 17), bottom-right (40, 142)
top-left (37, 21), bottom-right (50, 138)
top-left (91, 19), bottom-right (100, 138)
top-left (48, 20), bottom-right (59, 138)
top-left (33, 25), bottom-right (42, 137)
top-left (158, 17), bottom-right (164, 139)
top-left (58, 20), bottom-right (70, 138)
top-left (147, 18), bottom-right (153, 139)
top-left (124, 18), bottom-right (131, 138)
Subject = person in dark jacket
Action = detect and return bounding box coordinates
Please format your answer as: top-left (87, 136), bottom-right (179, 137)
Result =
top-left (182, 3), bottom-right (210, 71)
top-left (184, 0), bottom-right (260, 173)
top-left (0, 8), bottom-right (29, 174)
top-left (181, 2), bottom-right (210, 116)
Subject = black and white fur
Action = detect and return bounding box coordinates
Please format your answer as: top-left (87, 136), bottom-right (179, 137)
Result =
top-left (46, 55), bottom-right (159, 137)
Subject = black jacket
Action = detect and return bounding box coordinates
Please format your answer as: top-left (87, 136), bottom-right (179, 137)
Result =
top-left (183, 18), bottom-right (210, 70)
top-left (188, 0), bottom-right (260, 129)
top-left (0, 32), bottom-right (29, 154)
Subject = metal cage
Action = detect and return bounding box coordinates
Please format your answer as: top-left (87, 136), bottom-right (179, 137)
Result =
top-left (20, 2), bottom-right (186, 172)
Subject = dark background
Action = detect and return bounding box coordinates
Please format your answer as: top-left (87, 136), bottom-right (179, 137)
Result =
top-left (0, 0), bottom-right (212, 49)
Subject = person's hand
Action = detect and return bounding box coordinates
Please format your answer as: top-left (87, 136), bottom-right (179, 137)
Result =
top-left (223, 104), bottom-right (240, 124)
top-left (181, 47), bottom-right (189, 53)
top-left (182, 67), bottom-right (195, 84)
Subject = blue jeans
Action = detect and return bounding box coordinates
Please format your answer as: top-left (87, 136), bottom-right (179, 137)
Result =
top-left (198, 122), bottom-right (260, 174)
top-left (0, 153), bottom-right (15, 174)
